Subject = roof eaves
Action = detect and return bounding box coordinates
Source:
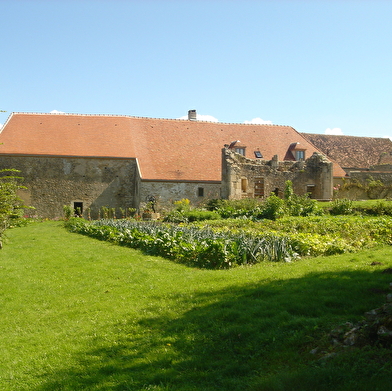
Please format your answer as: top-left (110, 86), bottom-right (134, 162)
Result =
top-left (0, 112), bottom-right (15, 133)
top-left (141, 178), bottom-right (221, 184)
top-left (0, 153), bottom-right (137, 160)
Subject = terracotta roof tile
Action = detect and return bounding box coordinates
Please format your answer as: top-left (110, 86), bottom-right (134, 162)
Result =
top-left (0, 113), bottom-right (346, 180)
top-left (301, 133), bottom-right (392, 170)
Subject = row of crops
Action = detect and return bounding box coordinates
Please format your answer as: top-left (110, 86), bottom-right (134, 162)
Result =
top-left (64, 217), bottom-right (375, 268)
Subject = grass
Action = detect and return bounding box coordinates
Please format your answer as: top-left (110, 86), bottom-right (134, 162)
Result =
top-left (1, 221), bottom-right (392, 390)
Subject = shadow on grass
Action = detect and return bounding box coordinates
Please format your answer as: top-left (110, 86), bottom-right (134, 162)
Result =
top-left (36, 269), bottom-right (392, 391)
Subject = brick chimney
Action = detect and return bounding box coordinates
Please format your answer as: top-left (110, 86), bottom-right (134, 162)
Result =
top-left (188, 110), bottom-right (197, 121)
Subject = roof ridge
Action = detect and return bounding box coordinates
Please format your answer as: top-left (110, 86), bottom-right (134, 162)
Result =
top-left (9, 112), bottom-right (291, 127)
top-left (302, 132), bottom-right (390, 141)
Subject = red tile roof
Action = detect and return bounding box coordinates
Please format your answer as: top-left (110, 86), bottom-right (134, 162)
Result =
top-left (0, 113), bottom-right (346, 180)
top-left (301, 133), bottom-right (392, 170)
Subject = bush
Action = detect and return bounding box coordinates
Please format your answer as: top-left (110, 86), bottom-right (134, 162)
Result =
top-left (354, 200), bottom-right (392, 216)
top-left (173, 198), bottom-right (191, 212)
top-left (329, 198), bottom-right (353, 215)
top-left (183, 210), bottom-right (221, 222)
top-left (0, 169), bottom-right (28, 248)
top-left (204, 198), bottom-right (226, 211)
top-left (284, 180), bottom-right (322, 217)
top-left (257, 194), bottom-right (285, 220)
top-left (206, 198), bottom-right (263, 219)
top-left (286, 193), bottom-right (323, 217)
top-left (163, 210), bottom-right (189, 224)
top-left (63, 205), bottom-right (73, 220)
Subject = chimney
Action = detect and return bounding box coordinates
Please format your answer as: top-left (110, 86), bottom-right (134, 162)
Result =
top-left (188, 109), bottom-right (197, 121)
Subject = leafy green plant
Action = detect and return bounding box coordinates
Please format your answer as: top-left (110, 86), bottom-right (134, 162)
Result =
top-left (205, 198), bottom-right (262, 218)
top-left (0, 169), bottom-right (28, 248)
top-left (284, 179), bottom-right (294, 200)
top-left (204, 198), bottom-right (226, 211)
top-left (357, 200), bottom-right (392, 216)
top-left (163, 210), bottom-right (189, 224)
top-left (63, 205), bottom-right (73, 220)
top-left (65, 218), bottom-right (299, 268)
top-left (183, 210), bottom-right (221, 222)
top-left (258, 193), bottom-right (285, 220)
top-left (329, 198), bottom-right (354, 215)
top-left (283, 180), bottom-right (322, 217)
top-left (173, 198), bottom-right (191, 212)
top-left (100, 206), bottom-right (109, 219)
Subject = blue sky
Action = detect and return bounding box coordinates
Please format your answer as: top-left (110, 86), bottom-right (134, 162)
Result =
top-left (1, 0), bottom-right (392, 138)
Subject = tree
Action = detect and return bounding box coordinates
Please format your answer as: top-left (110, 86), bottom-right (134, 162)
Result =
top-left (0, 169), bottom-right (27, 248)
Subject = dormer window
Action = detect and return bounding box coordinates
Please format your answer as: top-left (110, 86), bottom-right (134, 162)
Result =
top-left (235, 147), bottom-right (246, 156)
top-left (295, 150), bottom-right (305, 161)
top-left (287, 142), bottom-right (306, 161)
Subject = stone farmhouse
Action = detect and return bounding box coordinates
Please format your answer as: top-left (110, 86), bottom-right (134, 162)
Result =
top-left (0, 111), bottom-right (346, 219)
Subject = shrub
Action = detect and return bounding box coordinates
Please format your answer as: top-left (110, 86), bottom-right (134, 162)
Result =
top-left (173, 198), bottom-right (191, 212)
top-left (207, 198), bottom-right (263, 219)
top-left (284, 180), bottom-right (322, 217)
top-left (204, 198), bottom-right (226, 211)
top-left (183, 210), bottom-right (221, 222)
top-left (329, 198), bottom-right (353, 215)
top-left (0, 169), bottom-right (28, 248)
top-left (163, 210), bottom-right (189, 224)
top-left (286, 193), bottom-right (322, 217)
top-left (63, 205), bottom-right (73, 220)
top-left (257, 194), bottom-right (285, 220)
top-left (355, 200), bottom-right (392, 216)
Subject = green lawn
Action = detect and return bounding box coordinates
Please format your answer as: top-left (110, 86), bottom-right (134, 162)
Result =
top-left (1, 221), bottom-right (392, 391)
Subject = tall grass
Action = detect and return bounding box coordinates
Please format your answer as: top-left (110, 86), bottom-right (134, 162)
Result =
top-left (1, 221), bottom-right (392, 390)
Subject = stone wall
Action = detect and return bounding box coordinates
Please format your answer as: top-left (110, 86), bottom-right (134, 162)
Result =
top-left (334, 168), bottom-right (392, 200)
top-left (0, 155), bottom-right (138, 219)
top-left (221, 148), bottom-right (333, 200)
top-left (139, 180), bottom-right (221, 212)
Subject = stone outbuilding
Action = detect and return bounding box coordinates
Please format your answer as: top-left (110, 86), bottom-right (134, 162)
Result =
top-left (222, 148), bottom-right (333, 201)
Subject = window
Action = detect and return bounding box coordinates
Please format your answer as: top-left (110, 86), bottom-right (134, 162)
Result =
top-left (198, 187), bottom-right (204, 197)
top-left (254, 177), bottom-right (264, 198)
top-left (73, 202), bottom-right (83, 217)
top-left (295, 150), bottom-right (305, 160)
top-left (254, 151), bottom-right (263, 158)
top-left (241, 178), bottom-right (248, 193)
top-left (235, 147), bottom-right (246, 156)
top-left (306, 185), bottom-right (315, 198)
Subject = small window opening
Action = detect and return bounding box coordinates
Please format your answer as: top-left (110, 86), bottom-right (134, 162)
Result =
top-left (241, 178), bottom-right (248, 193)
top-left (235, 147), bottom-right (246, 156)
top-left (307, 185), bottom-right (316, 198)
top-left (295, 150), bottom-right (305, 161)
top-left (74, 202), bottom-right (83, 217)
top-left (198, 187), bottom-right (204, 197)
top-left (254, 177), bottom-right (264, 198)
top-left (254, 151), bottom-right (263, 158)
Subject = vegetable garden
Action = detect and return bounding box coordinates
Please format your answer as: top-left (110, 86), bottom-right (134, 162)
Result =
top-left (65, 194), bottom-right (392, 269)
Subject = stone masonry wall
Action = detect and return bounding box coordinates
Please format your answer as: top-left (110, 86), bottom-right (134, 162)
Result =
top-left (334, 169), bottom-right (392, 200)
top-left (139, 181), bottom-right (221, 212)
top-left (0, 156), bottom-right (138, 219)
top-left (221, 148), bottom-right (333, 200)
